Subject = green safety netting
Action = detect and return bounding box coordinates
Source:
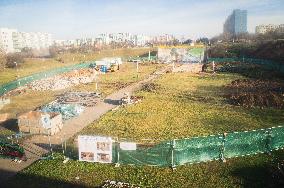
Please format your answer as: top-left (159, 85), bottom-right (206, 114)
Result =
top-left (112, 126), bottom-right (284, 167)
top-left (270, 126), bottom-right (284, 150)
top-left (224, 130), bottom-right (268, 158)
top-left (127, 56), bottom-right (157, 62)
top-left (208, 57), bottom-right (283, 73)
top-left (174, 135), bottom-right (222, 165)
top-left (116, 141), bottom-right (171, 167)
top-left (0, 61), bottom-right (95, 96)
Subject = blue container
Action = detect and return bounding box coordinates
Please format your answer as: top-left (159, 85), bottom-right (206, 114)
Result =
top-left (100, 65), bottom-right (107, 73)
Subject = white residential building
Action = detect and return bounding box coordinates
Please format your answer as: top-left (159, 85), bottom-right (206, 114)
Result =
top-left (0, 28), bottom-right (17, 53)
top-left (0, 28), bottom-right (53, 53)
top-left (255, 24), bottom-right (280, 34)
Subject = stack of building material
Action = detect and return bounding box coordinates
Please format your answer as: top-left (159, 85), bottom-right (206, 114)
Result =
top-left (56, 92), bottom-right (101, 107)
top-left (40, 102), bottom-right (84, 121)
top-left (18, 111), bottom-right (63, 135)
top-left (28, 69), bottom-right (97, 91)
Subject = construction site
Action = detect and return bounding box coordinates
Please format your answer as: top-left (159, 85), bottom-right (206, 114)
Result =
top-left (0, 43), bottom-right (284, 188)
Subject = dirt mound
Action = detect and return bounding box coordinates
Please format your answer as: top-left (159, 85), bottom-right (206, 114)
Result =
top-left (224, 79), bottom-right (284, 109)
top-left (106, 82), bottom-right (131, 90)
top-left (141, 83), bottom-right (160, 92)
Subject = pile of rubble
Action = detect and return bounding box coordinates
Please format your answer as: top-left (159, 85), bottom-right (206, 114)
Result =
top-left (28, 69), bottom-right (97, 91)
top-left (101, 180), bottom-right (140, 188)
top-left (56, 92), bottom-right (101, 107)
top-left (141, 83), bottom-right (160, 92)
top-left (40, 101), bottom-right (84, 121)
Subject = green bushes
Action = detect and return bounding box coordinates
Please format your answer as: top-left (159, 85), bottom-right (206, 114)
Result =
top-left (208, 40), bottom-right (284, 63)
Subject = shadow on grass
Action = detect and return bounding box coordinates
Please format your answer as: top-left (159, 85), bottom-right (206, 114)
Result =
top-left (0, 119), bottom-right (19, 132)
top-left (230, 162), bottom-right (284, 188)
top-left (2, 169), bottom-right (92, 188)
top-left (104, 98), bottom-right (121, 105)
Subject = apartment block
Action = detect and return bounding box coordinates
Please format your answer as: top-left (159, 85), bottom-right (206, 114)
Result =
top-left (0, 28), bottom-right (53, 53)
top-left (255, 24), bottom-right (284, 34)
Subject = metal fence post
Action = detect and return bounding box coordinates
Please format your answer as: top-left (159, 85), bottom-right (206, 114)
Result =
top-left (115, 139), bottom-right (120, 167)
top-left (265, 128), bottom-right (272, 155)
top-left (171, 139), bottom-right (176, 170)
top-left (220, 133), bottom-right (226, 162)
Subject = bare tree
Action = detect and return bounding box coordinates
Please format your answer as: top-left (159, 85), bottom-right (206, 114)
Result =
top-left (0, 49), bottom-right (6, 70)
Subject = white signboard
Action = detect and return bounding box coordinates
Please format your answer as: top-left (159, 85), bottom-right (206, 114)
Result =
top-left (78, 135), bottom-right (112, 163)
top-left (120, 142), bottom-right (137, 151)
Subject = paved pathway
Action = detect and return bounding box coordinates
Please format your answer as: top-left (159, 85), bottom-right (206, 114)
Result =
top-left (0, 65), bottom-right (170, 183)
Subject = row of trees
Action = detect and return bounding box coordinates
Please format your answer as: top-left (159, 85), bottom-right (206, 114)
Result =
top-left (210, 31), bottom-right (284, 44)
top-left (207, 39), bottom-right (284, 62)
top-left (0, 49), bottom-right (27, 70)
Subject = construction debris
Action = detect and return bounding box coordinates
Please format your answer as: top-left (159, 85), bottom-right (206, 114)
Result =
top-left (40, 102), bottom-right (84, 121)
top-left (101, 180), bottom-right (140, 188)
top-left (28, 69), bottom-right (97, 91)
top-left (141, 83), bottom-right (160, 92)
top-left (18, 111), bottom-right (63, 135)
top-left (56, 92), bottom-right (101, 107)
top-left (121, 92), bottom-right (143, 105)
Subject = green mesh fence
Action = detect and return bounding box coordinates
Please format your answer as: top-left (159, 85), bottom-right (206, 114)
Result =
top-left (270, 126), bottom-right (284, 150)
top-left (174, 135), bottom-right (222, 165)
top-left (224, 130), bottom-right (269, 158)
top-left (127, 56), bottom-right (157, 62)
top-left (60, 126), bottom-right (284, 167)
top-left (116, 141), bottom-right (171, 167)
top-left (0, 61), bottom-right (94, 96)
top-left (208, 57), bottom-right (283, 73)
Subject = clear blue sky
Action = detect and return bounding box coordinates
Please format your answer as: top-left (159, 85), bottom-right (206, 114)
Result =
top-left (0, 0), bottom-right (283, 39)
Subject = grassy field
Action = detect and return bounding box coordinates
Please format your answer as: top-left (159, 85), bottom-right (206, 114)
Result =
top-left (72, 62), bottom-right (165, 97)
top-left (80, 73), bottom-right (284, 140)
top-left (5, 70), bottom-right (284, 187)
top-left (0, 48), bottom-right (153, 85)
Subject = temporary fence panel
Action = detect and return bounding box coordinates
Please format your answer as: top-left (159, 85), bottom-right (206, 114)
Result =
top-left (224, 130), bottom-right (268, 158)
top-left (117, 141), bottom-right (171, 167)
top-left (270, 126), bottom-right (284, 150)
top-left (174, 135), bottom-right (222, 165)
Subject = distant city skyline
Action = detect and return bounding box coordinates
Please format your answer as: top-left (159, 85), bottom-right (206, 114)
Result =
top-left (0, 0), bottom-right (284, 40)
